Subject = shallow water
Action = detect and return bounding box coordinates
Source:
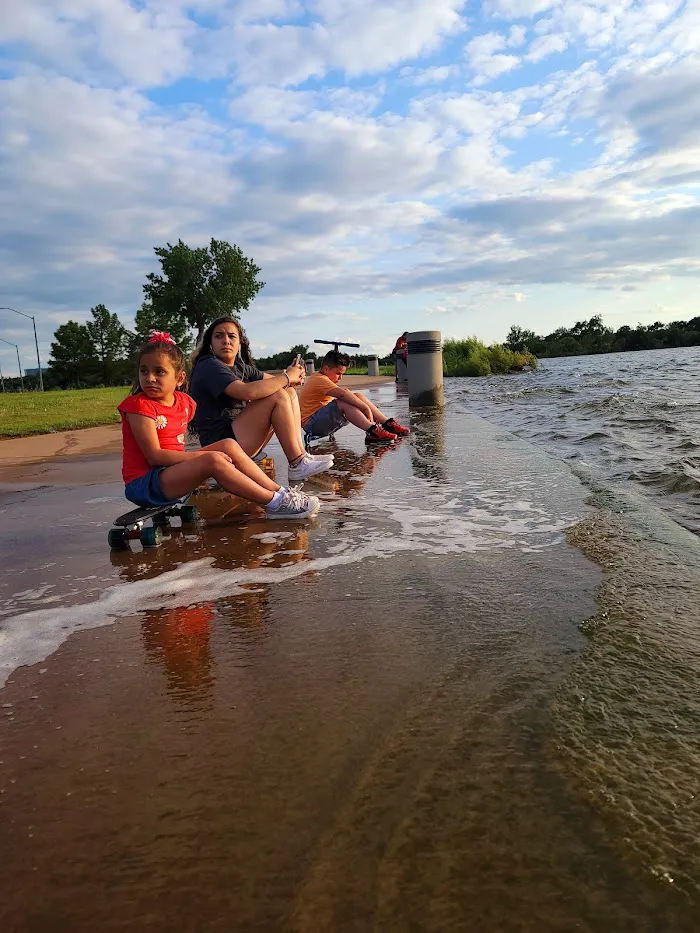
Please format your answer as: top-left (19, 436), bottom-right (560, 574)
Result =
top-left (453, 346), bottom-right (700, 533)
top-left (2, 389), bottom-right (700, 930)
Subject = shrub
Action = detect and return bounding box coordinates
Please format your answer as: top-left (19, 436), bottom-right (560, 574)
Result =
top-left (442, 338), bottom-right (537, 378)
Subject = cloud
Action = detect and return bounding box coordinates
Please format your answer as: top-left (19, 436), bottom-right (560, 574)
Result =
top-left (1, 0), bottom-right (700, 360)
top-left (0, 0), bottom-right (197, 86)
top-left (526, 33), bottom-right (568, 62)
top-left (466, 31), bottom-right (521, 84)
top-left (214, 0), bottom-right (468, 87)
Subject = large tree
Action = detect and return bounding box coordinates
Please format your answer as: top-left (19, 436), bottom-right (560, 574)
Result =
top-left (48, 322), bottom-right (98, 388)
top-left (143, 238), bottom-right (265, 341)
top-left (133, 301), bottom-right (192, 352)
top-left (85, 304), bottom-right (129, 384)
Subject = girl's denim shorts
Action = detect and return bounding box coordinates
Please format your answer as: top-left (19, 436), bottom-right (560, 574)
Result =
top-left (124, 467), bottom-right (187, 508)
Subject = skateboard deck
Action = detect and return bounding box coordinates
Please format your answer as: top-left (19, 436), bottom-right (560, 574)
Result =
top-left (109, 501), bottom-right (200, 549)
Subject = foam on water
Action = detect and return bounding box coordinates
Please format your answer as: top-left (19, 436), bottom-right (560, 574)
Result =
top-left (0, 478), bottom-right (579, 686)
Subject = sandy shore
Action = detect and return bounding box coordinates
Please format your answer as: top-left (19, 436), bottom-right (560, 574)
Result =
top-left (0, 375), bottom-right (395, 486)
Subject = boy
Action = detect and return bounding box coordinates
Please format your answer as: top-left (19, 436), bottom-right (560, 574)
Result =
top-left (299, 350), bottom-right (410, 445)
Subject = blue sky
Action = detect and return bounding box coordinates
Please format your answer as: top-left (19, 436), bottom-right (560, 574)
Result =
top-left (1, 0), bottom-right (699, 373)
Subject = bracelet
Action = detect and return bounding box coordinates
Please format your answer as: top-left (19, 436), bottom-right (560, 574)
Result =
top-left (283, 371), bottom-right (291, 387)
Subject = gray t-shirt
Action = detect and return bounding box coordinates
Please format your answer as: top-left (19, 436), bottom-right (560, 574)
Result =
top-left (189, 354), bottom-right (265, 443)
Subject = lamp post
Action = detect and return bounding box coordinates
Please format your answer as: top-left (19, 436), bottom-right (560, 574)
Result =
top-left (0, 307), bottom-right (43, 391)
top-left (0, 337), bottom-right (24, 391)
top-left (0, 361), bottom-right (4, 392)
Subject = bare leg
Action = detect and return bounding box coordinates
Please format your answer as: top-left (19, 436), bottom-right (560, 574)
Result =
top-left (354, 392), bottom-right (390, 424)
top-left (231, 390), bottom-right (305, 463)
top-left (203, 439), bottom-right (278, 491)
top-left (159, 439), bottom-right (281, 504)
top-left (336, 398), bottom-right (374, 430)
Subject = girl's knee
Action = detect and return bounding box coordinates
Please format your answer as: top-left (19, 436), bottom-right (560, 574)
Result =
top-left (218, 438), bottom-right (239, 457)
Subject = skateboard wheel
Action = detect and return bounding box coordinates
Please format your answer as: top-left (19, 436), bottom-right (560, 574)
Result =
top-left (108, 528), bottom-right (129, 550)
top-left (139, 525), bottom-right (163, 548)
top-left (180, 505), bottom-right (199, 523)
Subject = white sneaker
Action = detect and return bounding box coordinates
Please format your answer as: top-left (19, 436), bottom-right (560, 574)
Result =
top-left (288, 454), bottom-right (333, 482)
top-left (265, 486), bottom-right (320, 519)
top-left (307, 452), bottom-right (334, 464)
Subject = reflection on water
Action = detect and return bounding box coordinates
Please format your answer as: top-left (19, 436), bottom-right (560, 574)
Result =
top-left (410, 406), bottom-right (448, 484)
top-left (142, 604), bottom-right (215, 702)
top-left (111, 521), bottom-right (312, 703)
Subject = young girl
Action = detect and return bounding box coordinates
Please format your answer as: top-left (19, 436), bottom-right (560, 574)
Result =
top-left (118, 332), bottom-right (321, 520)
top-left (188, 317), bottom-right (332, 481)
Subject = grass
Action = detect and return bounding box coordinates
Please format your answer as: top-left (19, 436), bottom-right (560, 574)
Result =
top-left (345, 365), bottom-right (395, 376)
top-left (0, 386), bottom-right (127, 438)
top-left (443, 338), bottom-right (537, 377)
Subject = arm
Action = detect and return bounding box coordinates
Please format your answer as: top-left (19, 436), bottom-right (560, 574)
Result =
top-left (126, 413), bottom-right (209, 467)
top-left (224, 372), bottom-right (291, 402)
top-left (224, 360), bottom-right (305, 401)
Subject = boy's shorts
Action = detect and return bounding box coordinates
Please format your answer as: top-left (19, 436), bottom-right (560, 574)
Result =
top-left (303, 400), bottom-right (348, 439)
top-left (124, 467), bottom-right (187, 508)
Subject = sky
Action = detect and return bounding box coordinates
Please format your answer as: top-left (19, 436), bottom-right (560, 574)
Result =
top-left (1, 0), bottom-right (700, 374)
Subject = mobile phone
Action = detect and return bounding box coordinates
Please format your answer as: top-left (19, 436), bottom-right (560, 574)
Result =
top-left (295, 353), bottom-right (303, 365)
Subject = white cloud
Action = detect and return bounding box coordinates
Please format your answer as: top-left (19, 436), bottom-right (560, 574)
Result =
top-left (1, 0), bottom-right (700, 360)
top-left (526, 33), bottom-right (568, 62)
top-left (0, 0), bottom-right (196, 86)
top-left (466, 31), bottom-right (521, 84)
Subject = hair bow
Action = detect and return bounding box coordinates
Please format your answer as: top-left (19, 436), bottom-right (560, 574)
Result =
top-left (149, 331), bottom-right (176, 345)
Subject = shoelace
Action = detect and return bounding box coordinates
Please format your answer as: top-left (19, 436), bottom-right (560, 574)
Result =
top-left (284, 485), bottom-right (308, 508)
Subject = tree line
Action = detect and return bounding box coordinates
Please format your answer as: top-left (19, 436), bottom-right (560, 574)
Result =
top-left (7, 238), bottom-right (264, 391)
top-left (505, 315), bottom-right (700, 358)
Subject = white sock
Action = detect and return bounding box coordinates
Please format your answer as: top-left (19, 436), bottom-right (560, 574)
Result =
top-left (267, 488), bottom-right (286, 510)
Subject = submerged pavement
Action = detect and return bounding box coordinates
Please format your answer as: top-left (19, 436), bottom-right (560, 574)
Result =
top-left (1, 383), bottom-right (697, 931)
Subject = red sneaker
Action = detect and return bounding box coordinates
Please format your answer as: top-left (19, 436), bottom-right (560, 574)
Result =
top-left (383, 417), bottom-right (410, 436)
top-left (365, 423), bottom-right (396, 444)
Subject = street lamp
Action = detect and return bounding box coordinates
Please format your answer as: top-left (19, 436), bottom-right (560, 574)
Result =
top-left (0, 307), bottom-right (43, 391)
top-left (0, 336), bottom-right (24, 391)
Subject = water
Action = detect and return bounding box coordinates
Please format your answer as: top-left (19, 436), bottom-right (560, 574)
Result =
top-left (453, 346), bottom-right (700, 534)
top-left (2, 385), bottom-right (700, 930)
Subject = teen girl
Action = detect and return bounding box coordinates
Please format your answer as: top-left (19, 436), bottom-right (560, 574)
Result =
top-left (117, 332), bottom-right (320, 520)
top-left (188, 317), bottom-right (332, 482)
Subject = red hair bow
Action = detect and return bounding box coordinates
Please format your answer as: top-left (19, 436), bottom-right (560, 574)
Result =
top-left (149, 331), bottom-right (176, 345)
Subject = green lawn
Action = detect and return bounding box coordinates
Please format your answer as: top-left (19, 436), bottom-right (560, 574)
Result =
top-left (345, 365), bottom-right (394, 376)
top-left (0, 387), bottom-right (127, 438)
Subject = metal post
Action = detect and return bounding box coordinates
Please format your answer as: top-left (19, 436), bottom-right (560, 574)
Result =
top-left (31, 315), bottom-right (43, 391)
top-left (0, 337), bottom-right (24, 391)
top-left (0, 307), bottom-right (43, 390)
top-left (305, 358), bottom-right (315, 376)
top-left (407, 330), bottom-right (443, 408)
top-left (367, 354), bottom-right (379, 377)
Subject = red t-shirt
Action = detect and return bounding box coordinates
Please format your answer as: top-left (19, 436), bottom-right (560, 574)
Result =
top-left (118, 391), bottom-right (196, 484)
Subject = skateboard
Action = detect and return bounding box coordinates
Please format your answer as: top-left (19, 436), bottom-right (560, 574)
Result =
top-left (108, 502), bottom-right (200, 549)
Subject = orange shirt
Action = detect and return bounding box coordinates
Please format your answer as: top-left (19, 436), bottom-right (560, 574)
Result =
top-left (118, 391), bottom-right (195, 484)
top-left (299, 372), bottom-right (337, 426)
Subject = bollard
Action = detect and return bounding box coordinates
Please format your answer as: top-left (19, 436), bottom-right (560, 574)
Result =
top-left (305, 358), bottom-right (315, 376)
top-left (367, 354), bottom-right (379, 377)
top-left (395, 356), bottom-right (408, 384)
top-left (407, 330), bottom-right (443, 408)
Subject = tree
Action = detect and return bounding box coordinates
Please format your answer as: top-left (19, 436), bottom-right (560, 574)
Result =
top-left (133, 301), bottom-right (192, 352)
top-left (505, 325), bottom-right (538, 352)
top-left (85, 304), bottom-right (129, 384)
top-left (143, 238), bottom-right (265, 341)
top-left (48, 322), bottom-right (97, 388)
